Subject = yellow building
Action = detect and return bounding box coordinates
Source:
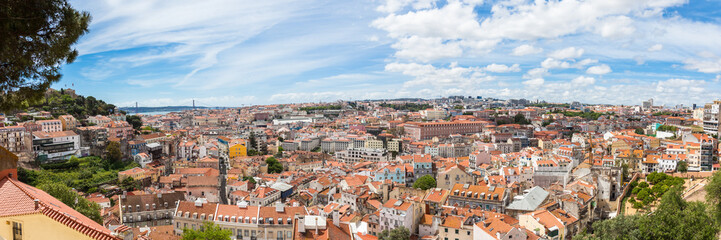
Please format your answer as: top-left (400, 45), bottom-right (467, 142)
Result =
top-left (118, 167), bottom-right (147, 182)
top-left (0, 177), bottom-right (118, 240)
top-left (229, 139), bottom-right (248, 158)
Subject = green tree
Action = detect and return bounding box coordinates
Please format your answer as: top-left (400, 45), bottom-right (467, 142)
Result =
top-left (242, 176), bottom-right (256, 184)
top-left (635, 128), bottom-right (645, 135)
top-left (38, 182), bottom-right (102, 224)
top-left (0, 0), bottom-right (91, 111)
top-left (378, 226), bottom-right (410, 240)
top-left (706, 170), bottom-right (721, 222)
top-left (181, 221), bottom-right (232, 240)
top-left (125, 115), bottom-right (143, 130)
top-left (412, 175), bottom-right (436, 190)
top-left (573, 214), bottom-right (642, 240)
top-left (677, 161), bottom-right (688, 173)
top-left (513, 113), bottom-right (530, 124)
top-left (120, 177), bottom-right (140, 191)
top-left (265, 157), bottom-right (283, 174)
top-left (106, 141), bottom-right (122, 163)
top-left (577, 187), bottom-right (719, 240)
top-left (638, 186), bottom-right (718, 240)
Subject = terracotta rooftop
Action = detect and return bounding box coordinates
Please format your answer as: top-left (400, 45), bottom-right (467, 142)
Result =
top-left (0, 177), bottom-right (118, 240)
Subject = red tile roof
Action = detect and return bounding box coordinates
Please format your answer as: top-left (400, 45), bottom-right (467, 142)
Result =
top-left (0, 177), bottom-right (118, 240)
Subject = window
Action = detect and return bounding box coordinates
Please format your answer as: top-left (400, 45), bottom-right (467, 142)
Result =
top-left (445, 228), bottom-right (448, 233)
top-left (13, 222), bottom-right (22, 240)
top-left (455, 229), bottom-right (459, 234)
top-left (467, 231), bottom-right (471, 235)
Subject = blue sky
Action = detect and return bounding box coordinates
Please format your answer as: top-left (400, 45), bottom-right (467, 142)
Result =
top-left (59, 0), bottom-right (721, 107)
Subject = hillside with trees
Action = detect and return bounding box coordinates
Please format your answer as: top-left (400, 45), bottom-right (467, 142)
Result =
top-left (18, 88), bottom-right (118, 119)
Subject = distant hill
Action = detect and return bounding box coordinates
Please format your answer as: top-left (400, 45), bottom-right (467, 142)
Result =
top-left (119, 106), bottom-right (215, 114)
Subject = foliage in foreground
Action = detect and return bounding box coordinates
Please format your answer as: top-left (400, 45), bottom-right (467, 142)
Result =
top-left (575, 170), bottom-right (721, 240)
top-left (38, 182), bottom-right (102, 224)
top-left (0, 0), bottom-right (90, 112)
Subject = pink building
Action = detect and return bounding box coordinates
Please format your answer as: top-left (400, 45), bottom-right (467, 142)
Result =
top-left (37, 119), bottom-right (62, 132)
top-left (404, 120), bottom-right (490, 140)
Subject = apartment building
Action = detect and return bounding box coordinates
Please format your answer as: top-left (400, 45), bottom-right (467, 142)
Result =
top-left (119, 192), bottom-right (185, 227)
top-left (37, 119), bottom-right (62, 132)
top-left (32, 130), bottom-right (80, 162)
top-left (703, 100), bottom-right (721, 135)
top-left (437, 165), bottom-right (474, 190)
top-left (0, 126), bottom-right (30, 153)
top-left (58, 115), bottom-right (79, 131)
top-left (404, 120), bottom-right (489, 140)
top-left (448, 184), bottom-right (509, 213)
top-left (335, 147), bottom-right (389, 164)
top-left (379, 199), bottom-right (417, 234)
top-left (173, 200), bottom-right (306, 240)
top-left (320, 138), bottom-right (350, 153)
top-left (87, 115), bottom-right (112, 126)
top-left (76, 126), bottom-right (108, 156)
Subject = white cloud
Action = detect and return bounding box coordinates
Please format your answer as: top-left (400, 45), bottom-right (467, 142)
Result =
top-left (372, 1), bottom-right (482, 40)
top-left (512, 44), bottom-right (543, 56)
top-left (656, 79), bottom-right (706, 93)
top-left (586, 64), bottom-right (612, 75)
top-left (523, 78), bottom-right (545, 87)
top-left (385, 62), bottom-right (493, 89)
top-left (376, 0), bottom-right (436, 13)
top-left (571, 76), bottom-right (596, 86)
top-left (392, 36), bottom-right (463, 62)
top-left (485, 63), bottom-right (521, 73)
top-left (476, 0), bottom-right (684, 41)
top-left (524, 68), bottom-right (548, 79)
top-left (541, 58), bottom-right (572, 69)
top-left (596, 16), bottom-right (636, 39)
top-left (548, 47), bottom-right (585, 60)
top-left (647, 44), bottom-right (663, 52)
top-left (684, 58), bottom-right (721, 73)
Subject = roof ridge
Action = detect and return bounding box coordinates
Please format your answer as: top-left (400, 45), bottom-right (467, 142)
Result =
top-left (4, 177), bottom-right (118, 240)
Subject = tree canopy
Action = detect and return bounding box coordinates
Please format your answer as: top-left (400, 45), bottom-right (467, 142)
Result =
top-left (0, 0), bottom-right (90, 111)
top-left (106, 141), bottom-right (122, 163)
top-left (575, 186), bottom-right (718, 240)
top-left (125, 115), bottom-right (143, 130)
top-left (266, 157), bottom-right (283, 174)
top-left (413, 175), bottom-right (436, 190)
top-left (378, 226), bottom-right (410, 240)
top-left (38, 182), bottom-right (102, 224)
top-left (181, 222), bottom-right (232, 240)
top-left (706, 170), bottom-right (721, 222)
top-left (513, 113), bottom-right (531, 125)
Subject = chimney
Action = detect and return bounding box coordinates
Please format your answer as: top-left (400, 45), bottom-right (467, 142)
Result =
top-left (34, 199), bottom-right (40, 210)
top-left (121, 191), bottom-right (127, 199)
top-left (275, 201), bottom-right (285, 213)
top-left (297, 216), bottom-right (305, 233)
top-left (332, 209), bottom-right (340, 227)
